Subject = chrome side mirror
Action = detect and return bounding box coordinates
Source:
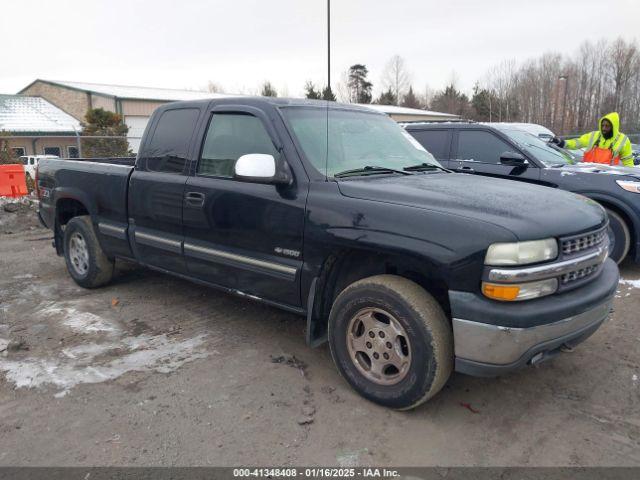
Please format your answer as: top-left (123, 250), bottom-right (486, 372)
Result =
top-left (234, 154), bottom-right (292, 185)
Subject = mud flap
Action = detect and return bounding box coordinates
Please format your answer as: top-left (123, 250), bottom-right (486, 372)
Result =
top-left (54, 219), bottom-right (64, 256)
top-left (306, 277), bottom-right (328, 347)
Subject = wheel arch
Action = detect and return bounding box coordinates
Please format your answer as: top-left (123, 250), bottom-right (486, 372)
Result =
top-left (306, 248), bottom-right (450, 347)
top-left (53, 193), bottom-right (93, 255)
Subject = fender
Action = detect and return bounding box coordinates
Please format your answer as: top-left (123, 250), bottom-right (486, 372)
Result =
top-left (52, 187), bottom-right (97, 256)
top-left (302, 232), bottom-right (459, 347)
top-left (53, 186), bottom-right (98, 218)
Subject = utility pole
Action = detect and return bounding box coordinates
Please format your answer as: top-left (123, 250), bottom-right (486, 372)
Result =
top-left (327, 0), bottom-right (331, 92)
top-left (559, 75), bottom-right (569, 135)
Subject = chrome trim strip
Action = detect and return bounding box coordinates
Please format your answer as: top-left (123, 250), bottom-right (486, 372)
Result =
top-left (98, 222), bottom-right (127, 240)
top-left (183, 242), bottom-right (297, 277)
top-left (134, 230), bottom-right (182, 253)
top-left (488, 244), bottom-right (608, 283)
top-left (452, 299), bottom-right (612, 365)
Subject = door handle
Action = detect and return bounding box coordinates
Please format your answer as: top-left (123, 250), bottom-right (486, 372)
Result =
top-left (184, 191), bottom-right (205, 207)
top-left (456, 166), bottom-right (475, 173)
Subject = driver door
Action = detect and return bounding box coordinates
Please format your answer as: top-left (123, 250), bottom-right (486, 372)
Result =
top-left (182, 109), bottom-right (306, 307)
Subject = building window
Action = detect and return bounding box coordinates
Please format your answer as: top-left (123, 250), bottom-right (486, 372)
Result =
top-left (11, 147), bottom-right (26, 158)
top-left (67, 145), bottom-right (79, 158)
top-left (43, 147), bottom-right (61, 156)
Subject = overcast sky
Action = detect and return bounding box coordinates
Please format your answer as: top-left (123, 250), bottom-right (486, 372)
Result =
top-left (1, 0), bottom-right (638, 99)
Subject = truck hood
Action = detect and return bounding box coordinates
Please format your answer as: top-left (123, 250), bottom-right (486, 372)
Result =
top-left (556, 162), bottom-right (640, 180)
top-left (337, 173), bottom-right (606, 241)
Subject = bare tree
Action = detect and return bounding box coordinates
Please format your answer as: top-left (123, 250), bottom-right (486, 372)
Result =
top-left (260, 81), bottom-right (277, 97)
top-left (335, 70), bottom-right (352, 103)
top-left (608, 38), bottom-right (639, 117)
top-left (381, 55), bottom-right (411, 106)
top-left (207, 81), bottom-right (224, 93)
top-left (420, 84), bottom-right (435, 110)
top-left (475, 38), bottom-right (640, 135)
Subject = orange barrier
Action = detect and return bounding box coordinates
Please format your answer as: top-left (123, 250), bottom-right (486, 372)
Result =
top-left (0, 164), bottom-right (28, 197)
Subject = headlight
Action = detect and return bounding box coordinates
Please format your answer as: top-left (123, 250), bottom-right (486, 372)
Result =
top-left (482, 278), bottom-right (558, 302)
top-left (616, 180), bottom-right (640, 193)
top-left (485, 239), bottom-right (558, 266)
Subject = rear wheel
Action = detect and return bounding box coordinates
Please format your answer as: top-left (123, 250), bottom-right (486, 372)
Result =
top-left (328, 274), bottom-right (453, 410)
top-left (605, 208), bottom-right (631, 264)
top-left (63, 215), bottom-right (114, 288)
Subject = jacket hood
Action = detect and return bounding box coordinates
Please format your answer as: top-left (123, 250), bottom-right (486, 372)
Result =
top-left (337, 173), bottom-right (607, 241)
top-left (600, 112), bottom-right (620, 138)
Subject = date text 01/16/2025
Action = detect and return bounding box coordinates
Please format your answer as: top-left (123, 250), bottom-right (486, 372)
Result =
top-left (232, 467), bottom-right (400, 478)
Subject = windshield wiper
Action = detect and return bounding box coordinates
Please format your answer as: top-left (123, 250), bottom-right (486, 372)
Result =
top-left (403, 163), bottom-right (450, 173)
top-left (334, 165), bottom-right (414, 178)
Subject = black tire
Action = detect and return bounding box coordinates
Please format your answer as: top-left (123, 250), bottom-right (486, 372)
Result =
top-left (328, 274), bottom-right (453, 410)
top-left (63, 215), bottom-right (114, 288)
top-left (605, 208), bottom-right (631, 264)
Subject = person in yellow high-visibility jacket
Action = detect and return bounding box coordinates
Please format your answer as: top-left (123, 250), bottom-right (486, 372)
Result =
top-left (550, 112), bottom-right (635, 167)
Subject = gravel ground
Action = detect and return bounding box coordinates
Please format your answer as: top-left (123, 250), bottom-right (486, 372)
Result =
top-left (0, 205), bottom-right (638, 467)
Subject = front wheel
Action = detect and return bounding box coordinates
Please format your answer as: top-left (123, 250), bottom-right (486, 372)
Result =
top-left (63, 215), bottom-right (114, 288)
top-left (605, 208), bottom-right (631, 264)
top-left (328, 274), bottom-right (453, 410)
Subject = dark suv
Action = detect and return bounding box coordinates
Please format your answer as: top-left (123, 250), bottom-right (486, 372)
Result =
top-left (406, 122), bottom-right (640, 264)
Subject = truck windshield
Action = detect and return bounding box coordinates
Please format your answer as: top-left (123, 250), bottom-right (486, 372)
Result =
top-left (282, 107), bottom-right (441, 177)
top-left (501, 129), bottom-right (575, 166)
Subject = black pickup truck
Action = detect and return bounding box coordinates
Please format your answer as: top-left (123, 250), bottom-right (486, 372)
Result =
top-left (405, 122), bottom-right (640, 264)
top-left (37, 98), bottom-right (619, 409)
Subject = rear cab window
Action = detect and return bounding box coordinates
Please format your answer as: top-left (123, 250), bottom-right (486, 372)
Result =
top-left (142, 108), bottom-right (200, 174)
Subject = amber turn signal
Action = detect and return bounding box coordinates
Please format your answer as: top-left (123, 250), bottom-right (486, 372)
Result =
top-left (482, 283), bottom-right (521, 301)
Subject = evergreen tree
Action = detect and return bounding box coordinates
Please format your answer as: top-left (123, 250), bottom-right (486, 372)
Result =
top-left (82, 108), bottom-right (130, 158)
top-left (401, 86), bottom-right (421, 108)
top-left (304, 81), bottom-right (322, 100)
top-left (377, 88), bottom-right (397, 106)
top-left (430, 84), bottom-right (471, 117)
top-left (347, 64), bottom-right (373, 103)
top-left (0, 132), bottom-right (14, 165)
top-left (260, 81), bottom-right (278, 97)
top-left (322, 86), bottom-right (336, 101)
top-left (470, 84), bottom-right (495, 121)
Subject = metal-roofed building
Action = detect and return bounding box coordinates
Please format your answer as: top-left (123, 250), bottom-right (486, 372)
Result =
top-left (17, 79), bottom-right (460, 152)
top-left (0, 94), bottom-right (81, 158)
top-left (19, 79), bottom-right (229, 152)
top-left (356, 103), bottom-right (460, 122)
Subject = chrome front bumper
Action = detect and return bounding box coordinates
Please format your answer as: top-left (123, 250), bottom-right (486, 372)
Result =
top-left (453, 298), bottom-right (613, 375)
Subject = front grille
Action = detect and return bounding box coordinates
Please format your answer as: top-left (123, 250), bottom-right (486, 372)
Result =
top-left (561, 227), bottom-right (607, 256)
top-left (561, 264), bottom-right (600, 285)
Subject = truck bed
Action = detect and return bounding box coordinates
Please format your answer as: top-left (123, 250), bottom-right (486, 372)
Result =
top-left (37, 157), bottom-right (135, 258)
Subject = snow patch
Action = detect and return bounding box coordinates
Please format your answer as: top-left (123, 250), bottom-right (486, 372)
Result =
top-left (0, 195), bottom-right (38, 208)
top-left (38, 304), bottom-right (119, 334)
top-left (0, 334), bottom-right (209, 396)
top-left (619, 278), bottom-right (640, 289)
